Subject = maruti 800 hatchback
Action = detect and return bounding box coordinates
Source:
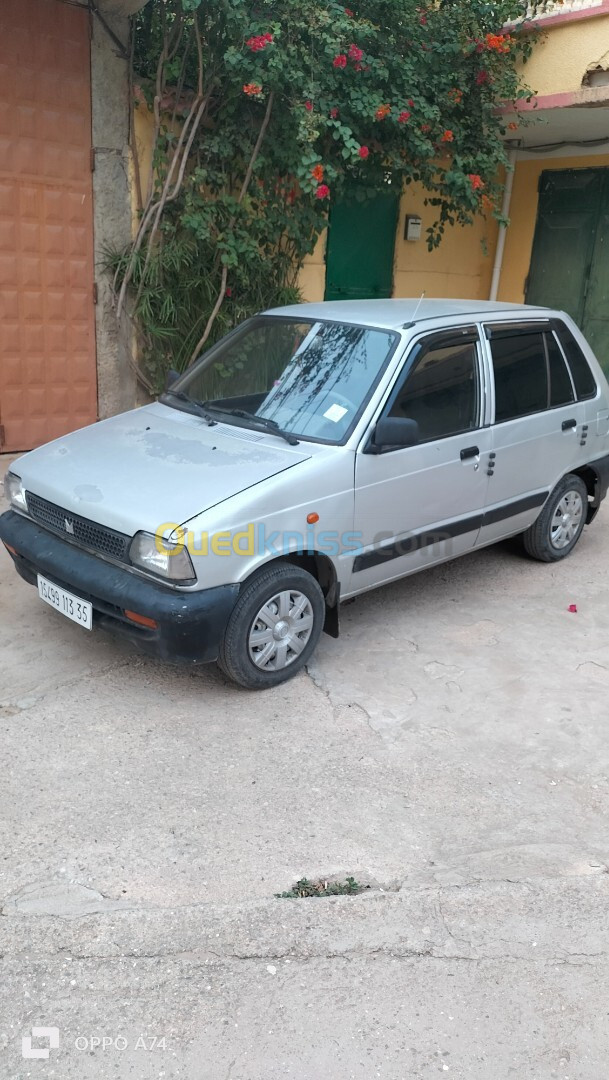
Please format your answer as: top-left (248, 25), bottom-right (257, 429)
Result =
top-left (2, 299), bottom-right (609, 689)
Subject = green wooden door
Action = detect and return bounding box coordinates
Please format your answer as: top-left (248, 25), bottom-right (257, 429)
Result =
top-left (526, 168), bottom-right (609, 374)
top-left (325, 187), bottom-right (399, 301)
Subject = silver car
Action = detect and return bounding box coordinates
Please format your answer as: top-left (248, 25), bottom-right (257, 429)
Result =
top-left (2, 299), bottom-right (609, 689)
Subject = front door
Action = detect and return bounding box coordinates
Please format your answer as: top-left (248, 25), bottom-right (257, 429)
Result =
top-left (349, 327), bottom-right (492, 596)
top-left (526, 168), bottom-right (609, 375)
top-left (325, 186), bottom-right (399, 301)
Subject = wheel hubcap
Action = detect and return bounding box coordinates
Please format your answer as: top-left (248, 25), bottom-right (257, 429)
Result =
top-left (248, 589), bottom-right (315, 671)
top-left (550, 490), bottom-right (584, 550)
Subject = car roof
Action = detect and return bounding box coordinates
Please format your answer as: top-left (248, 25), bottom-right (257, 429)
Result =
top-left (263, 298), bottom-right (552, 331)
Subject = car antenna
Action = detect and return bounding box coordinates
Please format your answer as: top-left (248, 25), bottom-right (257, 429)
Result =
top-left (411, 291), bottom-right (426, 321)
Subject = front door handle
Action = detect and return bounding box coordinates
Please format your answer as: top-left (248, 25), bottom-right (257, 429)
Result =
top-left (561, 418), bottom-right (577, 431)
top-left (460, 445), bottom-right (480, 460)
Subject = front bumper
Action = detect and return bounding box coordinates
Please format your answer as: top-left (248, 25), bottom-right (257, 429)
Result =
top-left (0, 510), bottom-right (239, 664)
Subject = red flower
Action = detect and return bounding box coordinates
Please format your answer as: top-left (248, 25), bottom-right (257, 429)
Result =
top-left (348, 43), bottom-right (363, 62)
top-left (246, 33), bottom-right (273, 52)
top-left (243, 83), bottom-right (263, 96)
top-left (398, 110), bottom-right (411, 123)
top-left (316, 184), bottom-right (330, 200)
top-left (311, 163), bottom-right (325, 181)
top-left (421, 123), bottom-right (431, 133)
top-left (330, 107), bottom-right (339, 118)
top-left (441, 129), bottom-right (454, 142)
top-left (419, 14), bottom-right (427, 25)
top-left (358, 145), bottom-right (369, 159)
top-left (333, 54), bottom-right (348, 68)
top-left (448, 88), bottom-right (463, 105)
top-left (408, 98), bottom-right (414, 107)
top-left (225, 286), bottom-right (233, 298)
top-left (468, 173), bottom-right (485, 191)
top-left (344, 6), bottom-right (354, 14)
top-left (304, 100), bottom-right (314, 111)
top-left (476, 69), bottom-right (490, 85)
top-left (375, 103), bottom-right (391, 120)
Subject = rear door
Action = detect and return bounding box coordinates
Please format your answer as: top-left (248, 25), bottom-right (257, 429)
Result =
top-left (349, 326), bottom-right (492, 595)
top-left (479, 321), bottom-right (586, 545)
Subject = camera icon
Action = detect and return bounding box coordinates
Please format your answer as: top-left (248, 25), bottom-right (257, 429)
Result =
top-left (22, 1027), bottom-right (60, 1059)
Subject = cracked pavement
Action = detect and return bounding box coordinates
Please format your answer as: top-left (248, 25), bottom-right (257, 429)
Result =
top-left (2, 461), bottom-right (609, 1077)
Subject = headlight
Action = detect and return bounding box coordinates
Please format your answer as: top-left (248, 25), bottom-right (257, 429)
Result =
top-left (129, 530), bottom-right (196, 584)
top-left (4, 472), bottom-right (27, 512)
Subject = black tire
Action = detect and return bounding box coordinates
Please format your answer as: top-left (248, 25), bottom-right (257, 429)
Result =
top-left (522, 473), bottom-right (588, 563)
top-left (218, 563), bottom-right (325, 689)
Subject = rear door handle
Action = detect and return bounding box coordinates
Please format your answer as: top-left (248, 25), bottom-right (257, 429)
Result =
top-left (460, 445), bottom-right (480, 460)
top-left (561, 419), bottom-right (577, 431)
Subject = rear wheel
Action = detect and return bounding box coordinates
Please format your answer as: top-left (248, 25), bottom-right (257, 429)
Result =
top-left (218, 563), bottom-right (325, 689)
top-left (522, 473), bottom-right (588, 562)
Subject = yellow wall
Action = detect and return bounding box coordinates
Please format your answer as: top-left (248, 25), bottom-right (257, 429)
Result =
top-left (519, 14), bottom-right (609, 97)
top-left (132, 104), bottom-right (156, 207)
top-left (498, 152), bottom-right (609, 302)
top-left (393, 185), bottom-right (499, 300)
top-left (297, 229), bottom-right (327, 302)
top-left (296, 186), bottom-right (500, 303)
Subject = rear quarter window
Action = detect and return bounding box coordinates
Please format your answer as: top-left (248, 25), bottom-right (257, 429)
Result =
top-left (552, 321), bottom-right (597, 400)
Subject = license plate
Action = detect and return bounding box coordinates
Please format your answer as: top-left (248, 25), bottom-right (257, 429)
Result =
top-left (37, 575), bottom-right (93, 630)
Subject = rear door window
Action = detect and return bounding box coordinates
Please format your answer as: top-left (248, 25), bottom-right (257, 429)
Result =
top-left (547, 333), bottom-right (575, 407)
top-left (490, 331), bottom-right (548, 423)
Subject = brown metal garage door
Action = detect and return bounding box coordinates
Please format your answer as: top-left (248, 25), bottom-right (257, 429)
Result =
top-left (0, 0), bottom-right (97, 452)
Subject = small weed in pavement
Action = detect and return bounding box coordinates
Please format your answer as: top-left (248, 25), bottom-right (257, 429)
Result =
top-left (275, 876), bottom-right (368, 899)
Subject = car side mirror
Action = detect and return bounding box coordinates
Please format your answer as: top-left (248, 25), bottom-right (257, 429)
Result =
top-left (372, 417), bottom-right (420, 452)
top-left (165, 368), bottom-right (180, 391)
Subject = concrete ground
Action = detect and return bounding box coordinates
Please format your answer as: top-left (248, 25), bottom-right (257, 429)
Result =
top-left (2, 459), bottom-right (609, 1078)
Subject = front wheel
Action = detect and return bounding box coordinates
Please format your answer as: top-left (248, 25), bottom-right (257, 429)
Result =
top-left (522, 473), bottom-right (588, 562)
top-left (218, 563), bottom-right (325, 689)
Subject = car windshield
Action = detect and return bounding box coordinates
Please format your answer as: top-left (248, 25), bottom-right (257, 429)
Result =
top-left (170, 316), bottom-right (397, 443)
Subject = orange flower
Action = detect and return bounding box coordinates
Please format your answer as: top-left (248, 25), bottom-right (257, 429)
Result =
top-left (375, 103), bottom-right (391, 120)
top-left (448, 88), bottom-right (463, 105)
top-left (485, 32), bottom-right (511, 54)
top-left (441, 129), bottom-right (454, 142)
top-left (311, 164), bottom-right (324, 182)
top-left (468, 173), bottom-right (485, 191)
top-left (507, 121), bottom-right (518, 131)
top-left (481, 194), bottom-right (495, 213)
top-left (243, 83), bottom-right (263, 96)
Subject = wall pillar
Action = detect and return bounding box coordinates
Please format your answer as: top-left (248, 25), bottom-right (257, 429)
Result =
top-left (90, 5), bottom-right (138, 418)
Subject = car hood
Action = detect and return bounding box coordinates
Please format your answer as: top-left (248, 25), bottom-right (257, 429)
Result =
top-left (13, 403), bottom-right (312, 535)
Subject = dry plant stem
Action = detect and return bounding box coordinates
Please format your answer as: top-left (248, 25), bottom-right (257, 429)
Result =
top-left (187, 91), bottom-right (275, 366)
top-left (131, 92), bottom-right (209, 313)
top-left (128, 26), bottom-right (144, 214)
top-left (116, 18), bottom-right (205, 320)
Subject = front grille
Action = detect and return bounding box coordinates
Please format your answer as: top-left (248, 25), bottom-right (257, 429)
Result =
top-left (25, 492), bottom-right (131, 562)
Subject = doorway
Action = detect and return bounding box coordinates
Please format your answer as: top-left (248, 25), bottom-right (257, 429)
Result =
top-left (526, 167), bottom-right (609, 374)
top-left (324, 186), bottom-right (399, 301)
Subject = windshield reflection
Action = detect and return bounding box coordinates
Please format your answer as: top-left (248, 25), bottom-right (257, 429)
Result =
top-left (175, 317), bottom-right (396, 443)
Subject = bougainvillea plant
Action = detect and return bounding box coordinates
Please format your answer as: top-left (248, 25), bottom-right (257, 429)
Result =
top-left (113, 0), bottom-right (539, 389)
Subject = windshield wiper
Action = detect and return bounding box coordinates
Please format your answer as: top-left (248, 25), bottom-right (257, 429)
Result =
top-left (162, 389), bottom-right (217, 424)
top-left (202, 404), bottom-right (300, 446)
